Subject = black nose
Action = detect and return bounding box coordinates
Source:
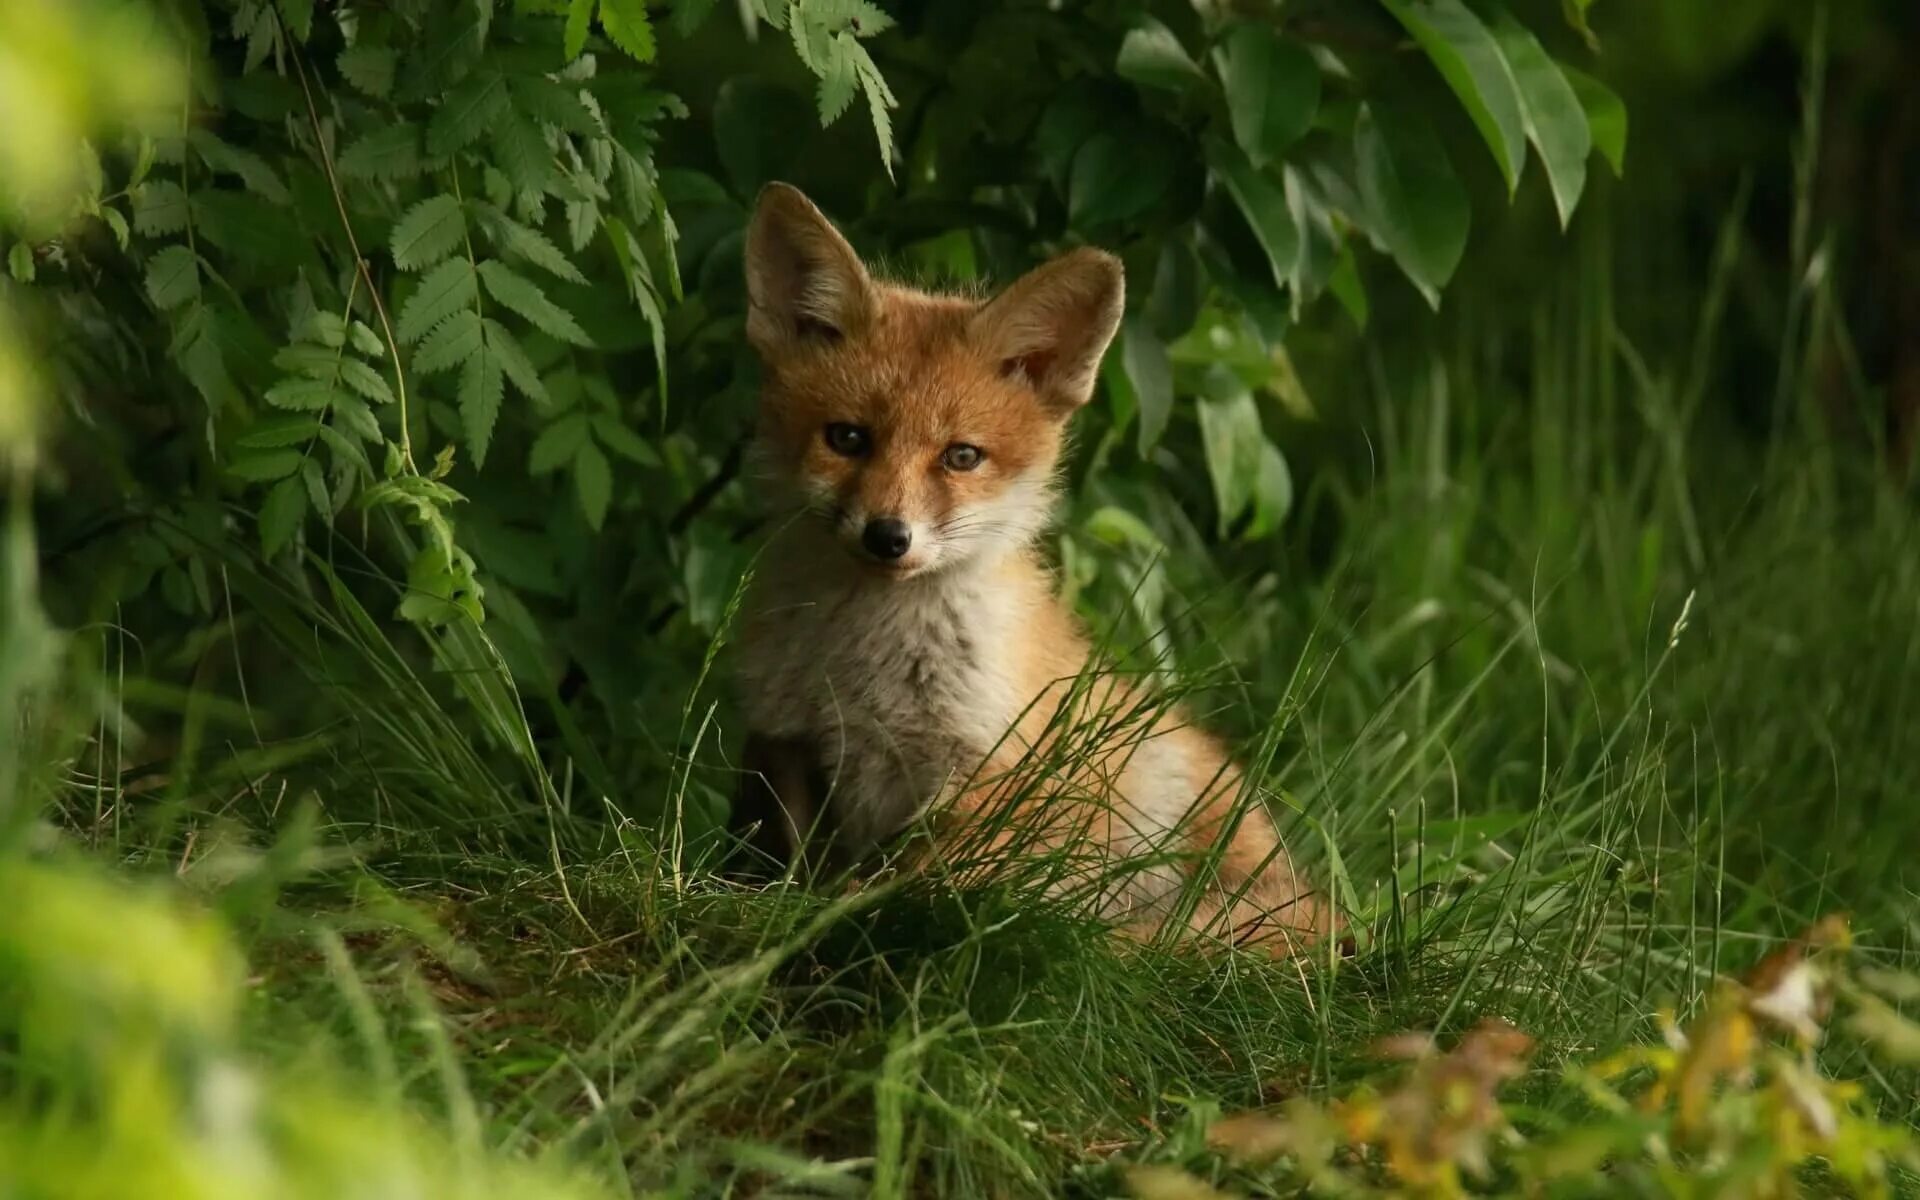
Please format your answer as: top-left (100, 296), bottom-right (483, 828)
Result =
top-left (861, 518), bottom-right (912, 561)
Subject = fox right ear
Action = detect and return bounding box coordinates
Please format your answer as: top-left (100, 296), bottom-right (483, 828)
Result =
top-left (744, 184), bottom-right (874, 355)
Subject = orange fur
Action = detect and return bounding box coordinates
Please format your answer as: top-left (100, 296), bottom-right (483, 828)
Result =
top-left (731, 184), bottom-right (1333, 957)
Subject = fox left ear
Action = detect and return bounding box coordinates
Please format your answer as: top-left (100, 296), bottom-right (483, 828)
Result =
top-left (970, 248), bottom-right (1125, 413)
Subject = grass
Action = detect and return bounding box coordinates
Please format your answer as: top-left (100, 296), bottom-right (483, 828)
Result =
top-left (6, 197), bottom-right (1920, 1197)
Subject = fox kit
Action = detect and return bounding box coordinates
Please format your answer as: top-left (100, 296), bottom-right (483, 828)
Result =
top-left (730, 184), bottom-right (1331, 956)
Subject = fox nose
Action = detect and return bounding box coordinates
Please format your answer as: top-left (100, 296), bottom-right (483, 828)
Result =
top-left (861, 517), bottom-right (913, 561)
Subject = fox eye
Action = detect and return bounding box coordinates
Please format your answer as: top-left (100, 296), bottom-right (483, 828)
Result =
top-left (823, 423), bottom-right (870, 457)
top-left (942, 443), bottom-right (985, 472)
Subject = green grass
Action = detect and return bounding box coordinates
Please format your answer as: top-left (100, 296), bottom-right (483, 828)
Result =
top-left (6, 211), bottom-right (1919, 1197)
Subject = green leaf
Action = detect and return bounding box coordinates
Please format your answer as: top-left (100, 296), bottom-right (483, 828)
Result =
top-left (1208, 142), bottom-right (1300, 295)
top-left (816, 42), bottom-right (857, 126)
top-left (473, 204), bottom-right (587, 283)
top-left (1116, 18), bottom-right (1206, 93)
top-left (1328, 240), bottom-right (1369, 328)
top-left (478, 260), bottom-right (592, 346)
top-left (1195, 380), bottom-right (1264, 536)
top-left (428, 72), bottom-right (509, 156)
top-left (1488, 8), bottom-right (1590, 227)
top-left (564, 0), bottom-right (593, 60)
top-left (397, 259), bottom-right (479, 345)
top-left (102, 206), bottom-right (131, 250)
top-left (144, 245), bottom-right (200, 310)
top-left (132, 181), bottom-right (190, 236)
top-left (7, 243), bottom-right (33, 284)
top-left (852, 41), bottom-right (897, 179)
top-left (1355, 103), bottom-right (1469, 309)
top-left (530, 412), bottom-right (589, 474)
top-left (599, 0), bottom-right (657, 62)
top-left (1214, 25), bottom-right (1319, 168)
top-left (493, 109), bottom-right (555, 193)
top-left (573, 439), bottom-right (612, 529)
top-left (1380, 0), bottom-right (1528, 195)
top-left (237, 416), bottom-right (321, 448)
top-left (350, 322), bottom-right (386, 358)
top-left (332, 396), bottom-right (383, 441)
top-left (590, 414), bottom-right (660, 465)
top-left (338, 44), bottom-right (396, 97)
top-left (259, 474), bottom-right (307, 557)
top-left (189, 130), bottom-right (289, 203)
top-left (337, 125), bottom-right (422, 180)
top-left (1119, 316), bottom-right (1174, 455)
top-left (390, 195), bottom-right (467, 271)
top-left (414, 310), bottom-right (485, 374)
top-left (512, 76), bottom-right (599, 135)
top-left (228, 450), bottom-right (304, 482)
top-left (302, 459), bottom-right (333, 522)
top-left (460, 337), bottom-right (505, 468)
top-left (484, 318), bottom-right (550, 407)
top-left (265, 378), bottom-right (347, 411)
top-left (1070, 131), bottom-right (1168, 227)
top-left (1562, 0), bottom-right (1600, 51)
top-left (1247, 440), bottom-right (1294, 537)
top-left (1562, 65), bottom-right (1627, 176)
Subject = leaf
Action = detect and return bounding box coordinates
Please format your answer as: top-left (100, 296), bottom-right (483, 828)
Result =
top-left (573, 439), bottom-right (612, 529)
top-left (1120, 316), bottom-right (1174, 455)
top-left (494, 109), bottom-right (555, 193)
top-left (398, 259), bottom-right (479, 345)
top-left (302, 459), bottom-right (334, 520)
top-left (1214, 25), bottom-right (1319, 167)
top-left (259, 474), bottom-right (307, 556)
top-left (332, 396), bottom-right (383, 441)
top-left (1195, 381), bottom-right (1265, 536)
top-left (189, 130), bottom-right (290, 203)
top-left (1070, 131), bottom-right (1168, 227)
top-left (428, 72), bottom-right (510, 157)
top-left (228, 450), bottom-right (304, 482)
top-left (512, 76), bottom-right (599, 135)
top-left (852, 41), bottom-right (896, 179)
top-left (350, 322), bottom-right (386, 358)
top-left (237, 416), bottom-right (321, 448)
top-left (590, 414), bottom-right (660, 465)
top-left (335, 358), bottom-right (396, 406)
top-left (530, 413), bottom-right (589, 474)
top-left (478, 260), bottom-right (592, 346)
top-left (816, 44), bottom-right (857, 126)
top-left (1208, 142), bottom-right (1300, 295)
top-left (1355, 103), bottom-right (1469, 309)
top-left (484, 318), bottom-right (550, 407)
top-left (338, 44), bottom-right (396, 97)
top-left (1562, 65), bottom-right (1627, 176)
top-left (337, 124), bottom-right (423, 179)
top-left (1380, 0), bottom-right (1528, 195)
top-left (390, 195), bottom-right (467, 271)
top-left (8, 243), bottom-right (33, 284)
top-left (132, 182), bottom-right (191, 236)
top-left (564, 0), bottom-right (593, 60)
top-left (1488, 8), bottom-right (1590, 227)
top-left (265, 378), bottom-right (347, 411)
top-left (414, 310), bottom-right (485, 374)
top-left (1116, 18), bottom-right (1206, 93)
top-left (460, 337), bottom-right (505, 468)
top-left (1328, 239), bottom-right (1369, 328)
top-left (1562, 0), bottom-right (1600, 51)
top-left (599, 0), bottom-right (657, 62)
top-left (144, 245), bottom-right (200, 310)
top-left (102, 206), bottom-right (131, 251)
top-left (1248, 440), bottom-right (1293, 537)
top-left (473, 204), bottom-right (587, 283)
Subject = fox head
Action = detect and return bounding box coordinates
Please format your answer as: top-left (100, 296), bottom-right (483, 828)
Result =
top-left (743, 183), bottom-right (1123, 579)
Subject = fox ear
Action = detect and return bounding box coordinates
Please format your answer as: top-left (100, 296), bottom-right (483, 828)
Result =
top-left (971, 248), bottom-right (1124, 412)
top-left (744, 183), bottom-right (875, 355)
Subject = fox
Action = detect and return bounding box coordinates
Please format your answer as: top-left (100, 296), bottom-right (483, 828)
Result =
top-left (728, 183), bottom-right (1333, 957)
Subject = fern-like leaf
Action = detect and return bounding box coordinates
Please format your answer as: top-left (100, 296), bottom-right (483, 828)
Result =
top-left (413, 310), bottom-right (485, 374)
top-left (460, 337), bottom-right (505, 468)
top-left (390, 195), bottom-right (466, 271)
top-left (474, 204), bottom-right (587, 284)
top-left (478, 260), bottom-right (592, 346)
top-left (599, 0), bottom-right (657, 63)
top-left (144, 245), bottom-right (200, 310)
top-left (483, 318), bottom-right (550, 407)
top-left (397, 259), bottom-right (479, 345)
top-left (428, 72), bottom-right (510, 156)
top-left (337, 125), bottom-right (423, 180)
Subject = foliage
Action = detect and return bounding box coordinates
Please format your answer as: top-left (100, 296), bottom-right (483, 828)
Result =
top-left (1127, 918), bottom-right (1920, 1198)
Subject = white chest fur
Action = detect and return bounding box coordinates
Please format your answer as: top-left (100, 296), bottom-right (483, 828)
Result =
top-left (735, 552), bottom-right (1027, 854)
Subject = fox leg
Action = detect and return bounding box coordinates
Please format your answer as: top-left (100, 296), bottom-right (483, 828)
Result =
top-left (729, 732), bottom-right (826, 877)
top-left (1181, 797), bottom-right (1335, 959)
